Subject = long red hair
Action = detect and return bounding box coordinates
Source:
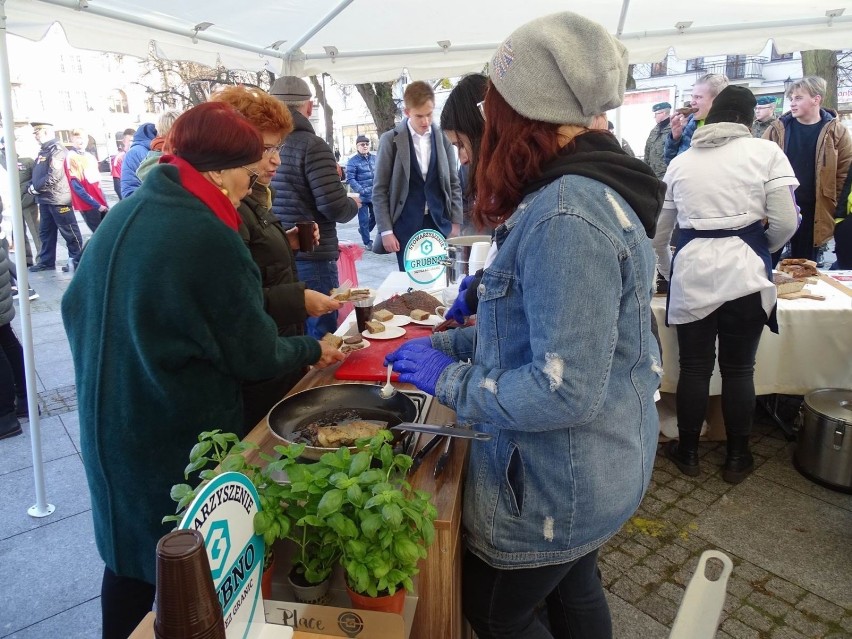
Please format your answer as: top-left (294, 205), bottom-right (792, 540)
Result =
top-left (473, 87), bottom-right (562, 228)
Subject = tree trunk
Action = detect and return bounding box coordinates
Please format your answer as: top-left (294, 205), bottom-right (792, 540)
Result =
top-left (309, 75), bottom-right (335, 146)
top-left (354, 82), bottom-right (398, 135)
top-left (801, 50), bottom-right (838, 110)
top-left (626, 64), bottom-right (636, 91)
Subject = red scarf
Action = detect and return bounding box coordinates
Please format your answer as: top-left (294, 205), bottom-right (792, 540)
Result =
top-left (158, 155), bottom-right (241, 231)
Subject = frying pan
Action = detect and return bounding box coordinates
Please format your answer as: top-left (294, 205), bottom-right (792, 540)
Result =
top-left (266, 383), bottom-right (418, 460)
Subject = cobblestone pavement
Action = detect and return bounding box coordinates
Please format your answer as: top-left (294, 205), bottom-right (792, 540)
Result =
top-left (600, 415), bottom-right (852, 639)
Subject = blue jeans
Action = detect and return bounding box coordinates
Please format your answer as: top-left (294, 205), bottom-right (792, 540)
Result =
top-left (296, 259), bottom-right (339, 339)
top-left (35, 202), bottom-right (83, 267)
top-left (463, 549), bottom-right (612, 639)
top-left (357, 202), bottom-right (375, 246)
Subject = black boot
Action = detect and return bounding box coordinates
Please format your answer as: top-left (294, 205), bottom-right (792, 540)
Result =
top-left (723, 435), bottom-right (754, 484)
top-left (15, 395), bottom-right (41, 419)
top-left (663, 431), bottom-right (700, 477)
top-left (0, 412), bottom-right (23, 440)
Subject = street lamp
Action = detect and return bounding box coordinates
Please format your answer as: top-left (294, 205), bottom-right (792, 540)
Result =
top-left (783, 76), bottom-right (793, 92)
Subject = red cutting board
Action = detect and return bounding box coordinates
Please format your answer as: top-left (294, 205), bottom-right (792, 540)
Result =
top-left (335, 324), bottom-right (434, 381)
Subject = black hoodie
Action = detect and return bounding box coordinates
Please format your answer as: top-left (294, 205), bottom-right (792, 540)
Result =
top-left (522, 131), bottom-right (665, 238)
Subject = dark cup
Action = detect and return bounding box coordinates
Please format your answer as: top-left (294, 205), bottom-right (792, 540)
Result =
top-left (296, 221), bottom-right (315, 253)
top-left (154, 529), bottom-right (225, 639)
top-left (353, 297), bottom-right (375, 333)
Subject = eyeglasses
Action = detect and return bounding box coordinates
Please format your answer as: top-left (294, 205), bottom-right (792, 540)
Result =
top-left (357, 142), bottom-right (370, 146)
top-left (263, 143), bottom-right (284, 157)
top-left (241, 166), bottom-right (260, 189)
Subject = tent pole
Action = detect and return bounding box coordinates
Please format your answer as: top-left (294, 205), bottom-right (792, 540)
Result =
top-left (0, 0), bottom-right (55, 518)
top-left (285, 0), bottom-right (355, 57)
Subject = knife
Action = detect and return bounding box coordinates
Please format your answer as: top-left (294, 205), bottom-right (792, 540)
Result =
top-left (433, 437), bottom-right (453, 479)
top-left (392, 423), bottom-right (492, 441)
top-left (408, 435), bottom-right (444, 475)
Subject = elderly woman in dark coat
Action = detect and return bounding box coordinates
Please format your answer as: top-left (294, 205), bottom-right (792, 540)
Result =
top-left (62, 102), bottom-right (344, 639)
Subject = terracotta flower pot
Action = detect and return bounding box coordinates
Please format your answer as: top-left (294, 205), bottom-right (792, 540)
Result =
top-left (261, 554), bottom-right (275, 600)
top-left (345, 583), bottom-right (406, 615)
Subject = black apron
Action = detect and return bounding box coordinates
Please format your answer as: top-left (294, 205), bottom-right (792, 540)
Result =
top-left (666, 220), bottom-right (778, 333)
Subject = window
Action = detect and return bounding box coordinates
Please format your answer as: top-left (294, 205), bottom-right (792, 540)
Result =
top-left (770, 45), bottom-right (793, 62)
top-left (109, 89), bottom-right (129, 114)
top-left (686, 57), bottom-right (704, 72)
top-left (59, 54), bottom-right (83, 74)
top-left (650, 59), bottom-right (668, 77)
top-left (58, 89), bottom-right (73, 111)
top-left (726, 55), bottom-right (747, 79)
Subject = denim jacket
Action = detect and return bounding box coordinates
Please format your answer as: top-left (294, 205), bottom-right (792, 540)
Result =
top-left (432, 174), bottom-right (662, 569)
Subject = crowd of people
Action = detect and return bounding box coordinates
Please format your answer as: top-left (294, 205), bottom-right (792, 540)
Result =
top-left (0, 9), bottom-right (850, 639)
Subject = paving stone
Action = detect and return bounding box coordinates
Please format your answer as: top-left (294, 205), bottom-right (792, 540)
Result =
top-left (702, 475), bottom-right (732, 494)
top-left (609, 576), bottom-right (647, 605)
top-left (667, 478), bottom-right (694, 494)
top-left (769, 625), bottom-right (809, 638)
top-left (655, 581), bottom-right (684, 604)
top-left (690, 486), bottom-right (720, 504)
top-left (654, 486), bottom-right (680, 504)
top-left (603, 550), bottom-right (639, 572)
top-left (840, 615), bottom-right (852, 634)
top-left (626, 564), bottom-right (659, 587)
top-left (634, 593), bottom-right (679, 627)
top-left (621, 540), bottom-right (651, 559)
top-left (634, 534), bottom-right (664, 551)
top-left (677, 496), bottom-right (707, 515)
top-left (746, 590), bottom-right (794, 618)
top-left (720, 617), bottom-right (762, 639)
top-left (663, 507), bottom-right (694, 527)
top-left (732, 604), bottom-right (775, 633)
top-left (657, 543), bottom-right (690, 565)
top-left (653, 468), bottom-right (674, 484)
top-left (673, 531), bottom-right (710, 552)
top-left (642, 553), bottom-right (676, 576)
top-left (727, 575), bottom-right (757, 599)
top-left (733, 561), bottom-right (770, 584)
top-left (764, 576), bottom-right (806, 605)
top-left (640, 496), bottom-right (668, 515)
top-left (783, 608), bottom-right (830, 637)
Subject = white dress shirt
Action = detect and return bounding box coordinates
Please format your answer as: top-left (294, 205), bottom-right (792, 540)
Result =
top-left (407, 120), bottom-right (431, 180)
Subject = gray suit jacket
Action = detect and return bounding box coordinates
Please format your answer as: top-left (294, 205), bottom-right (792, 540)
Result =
top-left (371, 120), bottom-right (463, 253)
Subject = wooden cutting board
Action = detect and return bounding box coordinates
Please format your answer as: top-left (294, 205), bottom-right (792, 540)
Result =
top-left (335, 324), bottom-right (434, 381)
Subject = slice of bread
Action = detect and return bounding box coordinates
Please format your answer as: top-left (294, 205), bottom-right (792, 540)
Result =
top-left (372, 309), bottom-right (394, 322)
top-left (410, 309), bottom-right (430, 321)
top-left (321, 333), bottom-right (343, 349)
top-left (365, 320), bottom-right (385, 334)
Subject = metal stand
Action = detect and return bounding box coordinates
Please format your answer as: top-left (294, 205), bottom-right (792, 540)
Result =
top-left (757, 394), bottom-right (797, 441)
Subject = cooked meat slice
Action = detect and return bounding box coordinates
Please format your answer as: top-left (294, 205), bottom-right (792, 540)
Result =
top-left (315, 421), bottom-right (384, 447)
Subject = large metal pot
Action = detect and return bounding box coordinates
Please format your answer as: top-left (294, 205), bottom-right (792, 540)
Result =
top-left (444, 235), bottom-right (490, 286)
top-left (794, 388), bottom-right (852, 493)
top-left (266, 383), bottom-right (418, 460)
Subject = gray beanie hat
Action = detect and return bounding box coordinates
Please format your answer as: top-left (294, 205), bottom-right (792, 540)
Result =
top-left (489, 12), bottom-right (628, 126)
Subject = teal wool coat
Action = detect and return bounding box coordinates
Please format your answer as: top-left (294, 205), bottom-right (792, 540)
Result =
top-left (62, 164), bottom-right (321, 584)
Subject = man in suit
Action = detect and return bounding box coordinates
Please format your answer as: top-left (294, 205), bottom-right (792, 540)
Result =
top-left (373, 81), bottom-right (463, 270)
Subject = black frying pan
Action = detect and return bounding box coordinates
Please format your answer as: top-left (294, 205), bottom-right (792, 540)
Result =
top-left (266, 383), bottom-right (418, 460)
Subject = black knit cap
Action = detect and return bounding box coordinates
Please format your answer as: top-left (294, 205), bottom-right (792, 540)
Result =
top-left (705, 86), bottom-right (756, 126)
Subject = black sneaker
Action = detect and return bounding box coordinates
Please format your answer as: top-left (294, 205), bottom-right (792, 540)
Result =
top-left (0, 414), bottom-right (23, 440)
top-left (12, 287), bottom-right (38, 301)
top-left (28, 263), bottom-right (54, 272)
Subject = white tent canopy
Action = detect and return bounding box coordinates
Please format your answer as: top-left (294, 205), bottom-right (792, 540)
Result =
top-left (5, 0), bottom-right (852, 83)
top-left (2, 0), bottom-right (852, 515)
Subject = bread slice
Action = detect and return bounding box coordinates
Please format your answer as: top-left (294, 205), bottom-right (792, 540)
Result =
top-left (321, 333), bottom-right (343, 349)
top-left (372, 309), bottom-right (394, 322)
top-left (410, 309), bottom-right (430, 321)
top-left (774, 272), bottom-right (806, 295)
top-left (365, 320), bottom-right (385, 334)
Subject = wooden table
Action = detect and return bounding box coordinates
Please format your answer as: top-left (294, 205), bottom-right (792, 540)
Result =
top-left (244, 367), bottom-right (469, 639)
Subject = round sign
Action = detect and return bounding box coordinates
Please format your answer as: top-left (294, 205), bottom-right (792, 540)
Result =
top-left (403, 229), bottom-right (448, 285)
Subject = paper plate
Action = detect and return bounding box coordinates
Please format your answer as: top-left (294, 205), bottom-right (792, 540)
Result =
top-left (362, 325), bottom-right (406, 340)
top-left (380, 314), bottom-right (412, 327)
top-left (340, 337), bottom-right (370, 354)
top-left (409, 314), bottom-right (443, 327)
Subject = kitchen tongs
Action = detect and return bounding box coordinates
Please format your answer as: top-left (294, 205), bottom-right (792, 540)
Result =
top-left (392, 423), bottom-right (492, 441)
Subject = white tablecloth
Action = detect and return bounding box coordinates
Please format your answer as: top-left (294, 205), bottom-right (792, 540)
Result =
top-left (651, 276), bottom-right (852, 396)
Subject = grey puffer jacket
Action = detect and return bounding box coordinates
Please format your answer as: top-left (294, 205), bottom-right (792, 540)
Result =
top-left (0, 235), bottom-right (15, 327)
top-left (270, 109), bottom-right (358, 262)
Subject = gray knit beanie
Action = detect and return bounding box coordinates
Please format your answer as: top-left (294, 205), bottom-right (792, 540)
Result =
top-left (489, 12), bottom-right (628, 126)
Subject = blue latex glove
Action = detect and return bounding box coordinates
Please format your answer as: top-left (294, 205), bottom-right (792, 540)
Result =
top-left (447, 274), bottom-right (477, 324)
top-left (385, 342), bottom-right (455, 396)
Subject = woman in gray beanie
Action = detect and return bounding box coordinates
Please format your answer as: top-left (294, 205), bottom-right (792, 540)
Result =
top-left (386, 11), bottom-right (664, 638)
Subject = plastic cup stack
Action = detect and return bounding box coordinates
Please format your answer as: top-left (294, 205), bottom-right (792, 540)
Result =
top-left (154, 529), bottom-right (225, 639)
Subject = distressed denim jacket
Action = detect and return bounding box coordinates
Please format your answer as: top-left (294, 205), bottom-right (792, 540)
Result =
top-left (432, 174), bottom-right (662, 569)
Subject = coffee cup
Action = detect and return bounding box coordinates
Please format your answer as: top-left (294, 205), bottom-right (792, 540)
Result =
top-left (435, 306), bottom-right (448, 320)
top-left (469, 241), bottom-right (490, 266)
top-left (296, 221), bottom-right (315, 253)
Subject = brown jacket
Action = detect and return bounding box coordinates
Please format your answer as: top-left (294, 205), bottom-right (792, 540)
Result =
top-left (763, 110), bottom-right (852, 246)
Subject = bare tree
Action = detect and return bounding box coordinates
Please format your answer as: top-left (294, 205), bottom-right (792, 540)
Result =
top-left (309, 74), bottom-right (335, 145)
top-left (801, 50), bottom-right (838, 110)
top-left (354, 82), bottom-right (398, 135)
